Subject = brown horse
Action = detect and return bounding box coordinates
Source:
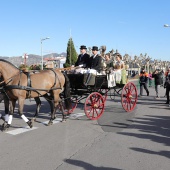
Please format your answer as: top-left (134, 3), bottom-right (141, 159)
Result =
top-left (0, 59), bottom-right (72, 131)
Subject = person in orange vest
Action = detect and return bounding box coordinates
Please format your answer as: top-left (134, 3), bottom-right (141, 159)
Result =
top-left (139, 68), bottom-right (149, 97)
top-left (164, 67), bottom-right (170, 104)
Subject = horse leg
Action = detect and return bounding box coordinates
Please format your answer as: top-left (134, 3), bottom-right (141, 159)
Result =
top-left (59, 100), bottom-right (67, 122)
top-left (43, 93), bottom-right (54, 116)
top-left (47, 91), bottom-right (61, 126)
top-left (0, 93), bottom-right (7, 121)
top-left (18, 98), bottom-right (33, 128)
top-left (2, 99), bottom-right (16, 131)
top-left (31, 97), bottom-right (41, 122)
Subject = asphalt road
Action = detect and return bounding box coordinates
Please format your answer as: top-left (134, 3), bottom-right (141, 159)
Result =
top-left (0, 82), bottom-right (169, 170)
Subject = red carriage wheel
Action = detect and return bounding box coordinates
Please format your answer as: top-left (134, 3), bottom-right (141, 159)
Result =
top-left (121, 82), bottom-right (137, 112)
top-left (58, 97), bottom-right (78, 115)
top-left (64, 96), bottom-right (78, 115)
top-left (84, 92), bottom-right (105, 120)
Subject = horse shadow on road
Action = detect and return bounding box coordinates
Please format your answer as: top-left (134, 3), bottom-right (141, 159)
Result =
top-left (64, 159), bottom-right (122, 170)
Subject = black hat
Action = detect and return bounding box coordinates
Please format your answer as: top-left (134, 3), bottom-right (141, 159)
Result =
top-left (80, 45), bottom-right (87, 49)
top-left (92, 46), bottom-right (98, 51)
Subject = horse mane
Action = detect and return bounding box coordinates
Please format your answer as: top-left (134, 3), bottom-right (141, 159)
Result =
top-left (0, 59), bottom-right (19, 70)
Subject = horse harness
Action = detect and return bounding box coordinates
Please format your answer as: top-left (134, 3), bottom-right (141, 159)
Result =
top-left (4, 69), bottom-right (62, 98)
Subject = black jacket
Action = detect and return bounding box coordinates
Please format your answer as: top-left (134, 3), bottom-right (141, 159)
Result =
top-left (89, 54), bottom-right (102, 71)
top-left (75, 53), bottom-right (90, 68)
top-left (152, 72), bottom-right (163, 85)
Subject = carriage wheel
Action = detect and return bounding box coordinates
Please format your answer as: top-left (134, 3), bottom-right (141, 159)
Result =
top-left (98, 89), bottom-right (108, 102)
top-left (64, 96), bottom-right (78, 115)
top-left (84, 92), bottom-right (105, 120)
top-left (121, 82), bottom-right (137, 112)
top-left (58, 96), bottom-right (78, 115)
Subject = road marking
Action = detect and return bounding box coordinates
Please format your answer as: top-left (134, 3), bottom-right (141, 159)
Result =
top-left (6, 126), bottom-right (38, 135)
top-left (5, 113), bottom-right (86, 135)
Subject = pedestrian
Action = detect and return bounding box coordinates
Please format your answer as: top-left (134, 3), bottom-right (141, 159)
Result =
top-left (148, 71), bottom-right (153, 87)
top-left (152, 69), bottom-right (162, 99)
top-left (164, 67), bottom-right (170, 105)
top-left (138, 68), bottom-right (149, 97)
top-left (75, 45), bottom-right (90, 68)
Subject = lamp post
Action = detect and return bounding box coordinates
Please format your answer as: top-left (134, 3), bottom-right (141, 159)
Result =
top-left (22, 53), bottom-right (28, 65)
top-left (41, 37), bottom-right (50, 70)
top-left (164, 24), bottom-right (170, 27)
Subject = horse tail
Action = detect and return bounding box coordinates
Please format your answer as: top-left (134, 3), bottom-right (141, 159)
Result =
top-left (63, 72), bottom-right (72, 110)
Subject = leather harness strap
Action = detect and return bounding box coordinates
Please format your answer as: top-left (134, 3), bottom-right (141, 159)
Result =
top-left (4, 69), bottom-right (62, 97)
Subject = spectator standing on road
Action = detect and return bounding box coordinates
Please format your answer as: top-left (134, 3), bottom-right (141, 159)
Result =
top-left (138, 68), bottom-right (149, 97)
top-left (152, 69), bottom-right (162, 99)
top-left (164, 67), bottom-right (170, 104)
top-left (75, 45), bottom-right (90, 68)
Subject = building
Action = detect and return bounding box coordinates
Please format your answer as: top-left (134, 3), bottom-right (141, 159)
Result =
top-left (44, 56), bottom-right (66, 69)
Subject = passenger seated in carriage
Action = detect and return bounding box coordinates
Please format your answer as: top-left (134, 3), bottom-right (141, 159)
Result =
top-left (89, 46), bottom-right (102, 71)
top-left (83, 46), bottom-right (103, 85)
top-left (103, 52), bottom-right (127, 86)
top-left (104, 53), bottom-right (114, 70)
top-left (114, 53), bottom-right (127, 84)
top-left (114, 53), bottom-right (125, 70)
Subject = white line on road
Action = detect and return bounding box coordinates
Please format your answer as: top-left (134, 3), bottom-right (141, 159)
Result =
top-left (5, 113), bottom-right (86, 136)
top-left (6, 126), bottom-right (38, 135)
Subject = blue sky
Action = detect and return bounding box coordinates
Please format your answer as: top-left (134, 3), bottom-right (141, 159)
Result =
top-left (0, 0), bottom-right (170, 61)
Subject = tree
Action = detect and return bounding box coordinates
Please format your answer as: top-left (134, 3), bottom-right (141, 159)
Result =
top-left (64, 38), bottom-right (78, 67)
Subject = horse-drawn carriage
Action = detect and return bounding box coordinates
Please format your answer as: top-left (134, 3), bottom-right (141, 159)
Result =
top-left (64, 69), bottom-right (138, 120)
top-left (0, 59), bottom-right (137, 131)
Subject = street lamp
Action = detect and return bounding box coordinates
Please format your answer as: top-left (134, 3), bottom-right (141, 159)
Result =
top-left (164, 24), bottom-right (170, 27)
top-left (41, 37), bottom-right (50, 70)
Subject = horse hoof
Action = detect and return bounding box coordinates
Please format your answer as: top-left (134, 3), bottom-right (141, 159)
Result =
top-left (27, 121), bottom-right (33, 128)
top-left (1, 123), bottom-right (10, 132)
top-left (31, 118), bottom-right (36, 122)
top-left (61, 119), bottom-right (67, 123)
top-left (47, 120), bottom-right (53, 126)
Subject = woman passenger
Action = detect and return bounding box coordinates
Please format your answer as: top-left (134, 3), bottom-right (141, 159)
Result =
top-left (105, 53), bottom-right (114, 70)
top-left (114, 53), bottom-right (124, 70)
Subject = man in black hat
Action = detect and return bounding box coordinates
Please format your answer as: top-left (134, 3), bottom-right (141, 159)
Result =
top-left (75, 45), bottom-right (90, 68)
top-left (89, 46), bottom-right (102, 71)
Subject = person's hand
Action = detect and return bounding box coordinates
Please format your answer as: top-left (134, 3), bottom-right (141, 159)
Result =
top-left (79, 64), bottom-right (83, 67)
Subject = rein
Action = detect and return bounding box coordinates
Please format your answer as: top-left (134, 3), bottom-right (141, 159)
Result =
top-left (0, 71), bottom-right (21, 85)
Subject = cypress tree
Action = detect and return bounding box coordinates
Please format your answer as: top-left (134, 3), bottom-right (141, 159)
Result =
top-left (64, 38), bottom-right (78, 68)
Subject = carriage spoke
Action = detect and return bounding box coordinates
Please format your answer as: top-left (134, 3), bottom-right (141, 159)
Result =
top-left (121, 82), bottom-right (137, 112)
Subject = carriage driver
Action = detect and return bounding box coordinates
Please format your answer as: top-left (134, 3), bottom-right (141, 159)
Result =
top-left (75, 45), bottom-right (90, 68)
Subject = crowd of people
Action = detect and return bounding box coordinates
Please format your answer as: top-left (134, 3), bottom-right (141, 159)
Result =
top-left (138, 66), bottom-right (170, 106)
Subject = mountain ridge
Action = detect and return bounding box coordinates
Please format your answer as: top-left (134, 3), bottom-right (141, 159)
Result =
top-left (0, 53), bottom-right (66, 66)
